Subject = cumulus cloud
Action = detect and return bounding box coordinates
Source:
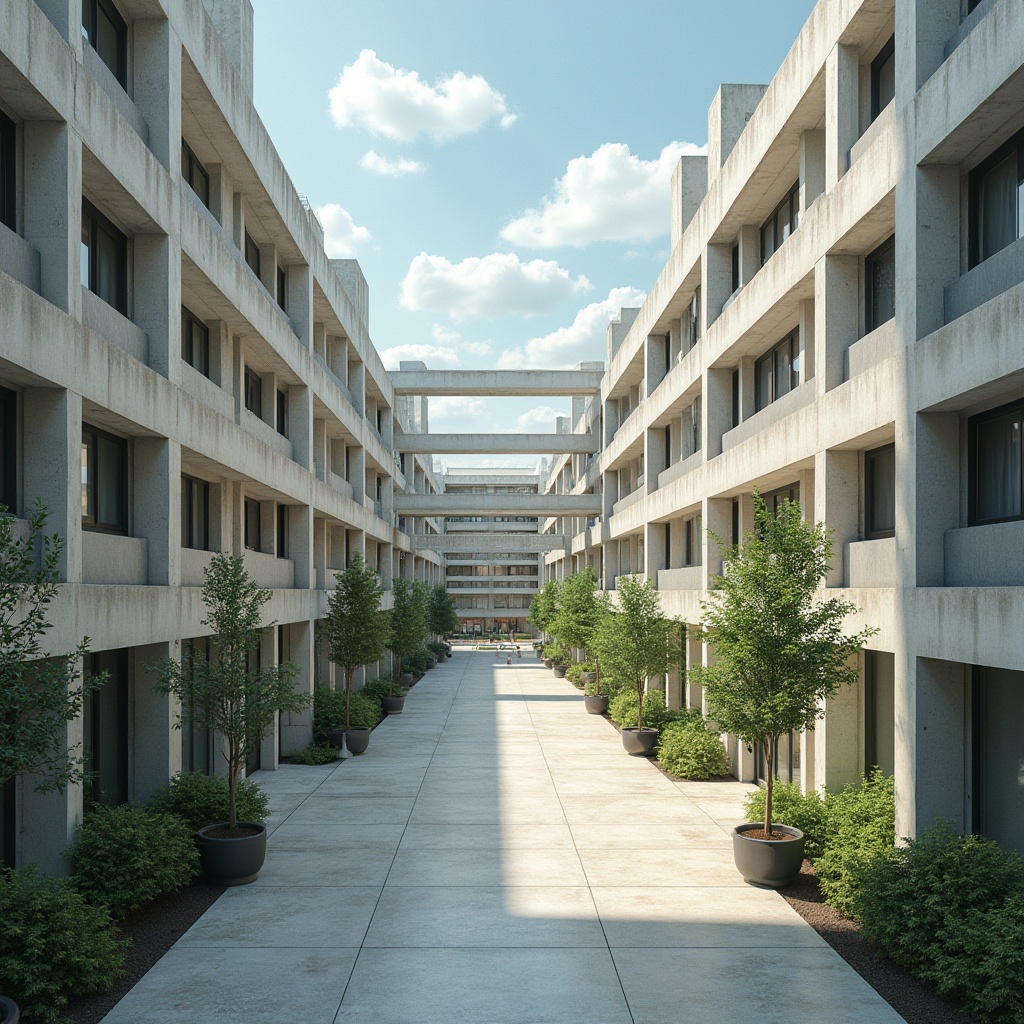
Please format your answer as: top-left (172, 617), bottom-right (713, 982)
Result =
top-left (316, 203), bottom-right (372, 258)
top-left (501, 141), bottom-right (706, 248)
top-left (465, 341), bottom-right (492, 356)
top-left (497, 286), bottom-right (647, 369)
top-left (379, 344), bottom-right (460, 370)
top-left (360, 150), bottom-right (425, 176)
top-left (401, 252), bottom-right (591, 321)
top-left (514, 406), bottom-right (561, 432)
top-left (329, 49), bottom-right (516, 143)
top-left (429, 396), bottom-right (487, 422)
top-left (432, 324), bottom-right (460, 343)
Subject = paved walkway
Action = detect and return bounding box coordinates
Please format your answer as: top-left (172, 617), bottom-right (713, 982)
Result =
top-left (101, 650), bottom-right (905, 1024)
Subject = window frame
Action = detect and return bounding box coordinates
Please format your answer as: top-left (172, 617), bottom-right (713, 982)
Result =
top-left (81, 198), bottom-right (128, 315)
top-left (865, 443), bottom-right (896, 540)
top-left (968, 126), bottom-right (1024, 269)
top-left (865, 234), bottom-right (896, 333)
top-left (244, 496), bottom-right (261, 552)
top-left (81, 422), bottom-right (128, 535)
top-left (82, 0), bottom-right (128, 89)
top-left (968, 398), bottom-right (1024, 526)
top-left (181, 306), bottom-right (210, 378)
top-left (0, 385), bottom-right (16, 513)
top-left (180, 139), bottom-right (210, 209)
top-left (870, 35), bottom-right (896, 121)
top-left (276, 503), bottom-right (287, 559)
top-left (244, 367), bottom-right (262, 417)
top-left (244, 231), bottom-right (261, 277)
top-left (0, 109), bottom-right (15, 232)
top-left (754, 330), bottom-right (801, 412)
top-left (276, 389), bottom-right (287, 437)
top-left (276, 265), bottom-right (286, 310)
top-left (180, 474), bottom-right (209, 551)
top-left (760, 180), bottom-right (800, 266)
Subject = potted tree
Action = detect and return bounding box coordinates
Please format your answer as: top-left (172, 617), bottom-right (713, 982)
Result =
top-left (695, 491), bottom-right (875, 888)
top-left (388, 577), bottom-right (427, 697)
top-left (528, 580), bottom-right (560, 657)
top-left (550, 566), bottom-right (610, 714)
top-left (152, 553), bottom-right (307, 884)
top-left (594, 574), bottom-right (681, 755)
top-left (322, 554), bottom-right (390, 747)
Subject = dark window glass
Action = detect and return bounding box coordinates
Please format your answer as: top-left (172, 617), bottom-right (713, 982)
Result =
top-left (760, 181), bottom-right (800, 265)
top-left (82, 0), bottom-right (128, 88)
top-left (81, 199), bottom-right (127, 314)
top-left (181, 637), bottom-right (212, 774)
top-left (0, 385), bottom-right (15, 513)
top-left (276, 390), bottom-right (287, 436)
top-left (244, 367), bottom-right (262, 416)
top-left (865, 444), bottom-right (896, 539)
top-left (0, 110), bottom-right (15, 232)
top-left (970, 129), bottom-right (1024, 267)
top-left (276, 266), bottom-right (286, 310)
top-left (83, 649), bottom-right (129, 805)
top-left (244, 231), bottom-right (260, 276)
top-left (244, 497), bottom-right (261, 551)
top-left (866, 235), bottom-right (896, 331)
top-left (180, 475), bottom-right (209, 550)
top-left (685, 514), bottom-right (702, 566)
top-left (180, 140), bottom-right (210, 209)
top-left (731, 368), bottom-right (740, 428)
top-left (181, 306), bottom-right (210, 378)
top-left (689, 287), bottom-right (701, 348)
top-left (970, 401), bottom-right (1023, 525)
top-left (731, 243), bottom-right (740, 292)
top-left (754, 331), bottom-right (800, 411)
top-left (276, 504), bottom-right (287, 558)
top-left (967, 0), bottom-right (982, 12)
top-left (664, 424), bottom-right (672, 470)
top-left (871, 36), bottom-right (895, 120)
top-left (81, 423), bottom-right (127, 534)
top-left (690, 397), bottom-right (702, 453)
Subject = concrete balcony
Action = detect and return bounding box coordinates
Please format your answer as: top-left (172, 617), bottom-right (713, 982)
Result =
top-left (82, 532), bottom-right (148, 585)
top-left (81, 287), bottom-right (148, 364)
top-left (847, 538), bottom-right (897, 589)
top-left (657, 450), bottom-right (701, 490)
top-left (944, 521), bottom-right (1024, 587)
top-left (721, 383), bottom-right (815, 453)
top-left (656, 565), bottom-right (703, 591)
top-left (179, 361), bottom-right (234, 421)
top-left (944, 235), bottom-right (1024, 326)
top-left (0, 221), bottom-right (40, 293)
top-left (240, 407), bottom-right (293, 460)
top-left (845, 319), bottom-right (896, 382)
top-left (243, 549), bottom-right (295, 589)
top-left (180, 547), bottom-right (215, 587)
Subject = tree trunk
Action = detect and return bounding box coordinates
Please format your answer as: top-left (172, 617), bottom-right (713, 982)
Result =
top-left (594, 655), bottom-right (601, 696)
top-left (763, 738), bottom-right (775, 835)
top-left (228, 746), bottom-right (238, 832)
top-left (636, 684), bottom-right (644, 731)
top-left (345, 666), bottom-right (353, 731)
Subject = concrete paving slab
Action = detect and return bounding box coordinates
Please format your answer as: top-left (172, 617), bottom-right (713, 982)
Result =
top-left (397, 821), bottom-right (577, 850)
top-left (387, 846), bottom-right (587, 886)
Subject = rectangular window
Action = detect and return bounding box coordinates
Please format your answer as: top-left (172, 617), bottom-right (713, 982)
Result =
top-left (865, 444), bottom-right (896, 539)
top-left (0, 109), bottom-right (15, 232)
top-left (181, 637), bottom-right (212, 775)
top-left (276, 504), bottom-right (287, 558)
top-left (180, 306), bottom-right (210, 378)
top-left (81, 423), bottom-right (127, 534)
top-left (870, 36), bottom-right (895, 120)
top-left (276, 390), bottom-right (287, 437)
top-left (244, 367), bottom-right (262, 417)
top-left (244, 231), bottom-right (261, 277)
top-left (83, 649), bottom-right (129, 806)
top-left (731, 368), bottom-right (740, 428)
top-left (760, 181), bottom-right (800, 265)
top-left (0, 385), bottom-right (15, 513)
top-left (244, 497), bottom-right (261, 551)
top-left (180, 475), bottom-right (209, 550)
top-left (180, 140), bottom-right (210, 209)
top-left (754, 330), bottom-right (800, 411)
top-left (969, 399), bottom-right (1023, 525)
top-left (664, 424), bottom-right (672, 470)
top-left (276, 266), bottom-right (286, 310)
top-left (689, 287), bottom-right (701, 348)
top-left (82, 0), bottom-right (127, 89)
top-left (970, 128), bottom-right (1024, 268)
top-left (865, 235), bottom-right (896, 332)
top-left (81, 199), bottom-right (128, 314)
top-left (684, 514), bottom-right (702, 567)
top-left (731, 242), bottom-right (740, 292)
top-left (689, 397), bottom-right (702, 454)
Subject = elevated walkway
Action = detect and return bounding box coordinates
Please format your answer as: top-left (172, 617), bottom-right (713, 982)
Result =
top-left (390, 368), bottom-right (603, 396)
top-left (394, 493), bottom-right (602, 517)
top-left (396, 432), bottom-right (598, 455)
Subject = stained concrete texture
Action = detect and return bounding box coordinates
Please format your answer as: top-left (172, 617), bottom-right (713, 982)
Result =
top-left (99, 650), bottom-right (906, 1024)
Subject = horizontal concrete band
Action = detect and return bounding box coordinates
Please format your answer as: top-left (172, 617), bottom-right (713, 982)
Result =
top-left (395, 493), bottom-right (602, 517)
top-left (390, 369), bottom-right (604, 396)
top-left (410, 534), bottom-right (566, 553)
top-left (397, 432), bottom-right (598, 455)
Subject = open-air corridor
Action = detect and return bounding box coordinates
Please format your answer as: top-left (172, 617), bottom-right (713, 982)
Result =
top-left (98, 650), bottom-right (906, 1024)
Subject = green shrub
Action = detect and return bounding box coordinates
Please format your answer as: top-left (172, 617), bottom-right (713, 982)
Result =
top-left (67, 804), bottom-right (199, 919)
top-left (313, 685), bottom-right (382, 741)
top-left (607, 688), bottom-right (699, 731)
top-left (565, 663), bottom-right (585, 687)
top-left (149, 771), bottom-right (270, 832)
top-left (427, 640), bottom-right (446, 658)
top-left (543, 641), bottom-right (569, 664)
top-left (657, 721), bottom-right (729, 779)
top-left (744, 781), bottom-right (828, 860)
top-left (361, 677), bottom-right (402, 704)
top-left (0, 866), bottom-right (127, 1024)
top-left (291, 743), bottom-right (338, 766)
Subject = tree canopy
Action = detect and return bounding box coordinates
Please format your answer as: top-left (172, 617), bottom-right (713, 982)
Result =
top-left (528, 580), bottom-right (561, 636)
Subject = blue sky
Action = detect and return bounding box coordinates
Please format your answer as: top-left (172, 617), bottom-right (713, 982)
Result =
top-left (251, 1), bottom-right (817, 452)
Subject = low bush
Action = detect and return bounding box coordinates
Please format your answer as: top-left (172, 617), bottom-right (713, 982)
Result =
top-left (744, 781), bottom-right (828, 859)
top-left (607, 688), bottom-right (701, 731)
top-left (543, 641), bottom-right (569, 664)
top-left (67, 804), bottom-right (199, 919)
top-left (427, 640), bottom-right (447, 658)
top-left (657, 721), bottom-right (729, 779)
top-left (565, 663), bottom-right (585, 688)
top-left (291, 743), bottom-right (338, 765)
top-left (361, 677), bottom-right (402, 704)
top-left (314, 685), bottom-right (383, 743)
top-left (149, 771), bottom-right (270, 832)
top-left (0, 866), bottom-right (127, 1024)
top-left (855, 824), bottom-right (1024, 1023)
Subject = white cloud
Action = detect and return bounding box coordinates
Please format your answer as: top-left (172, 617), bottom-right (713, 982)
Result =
top-left (429, 396), bottom-right (487, 421)
top-left (501, 141), bottom-right (706, 248)
top-left (379, 344), bottom-right (460, 370)
top-left (514, 405), bottom-right (560, 432)
top-left (360, 149), bottom-right (425, 176)
top-left (497, 286), bottom-right (647, 369)
top-left (329, 49), bottom-right (516, 143)
top-left (400, 252), bottom-right (591, 321)
top-left (465, 341), bottom-right (492, 356)
top-left (432, 324), bottom-right (461, 343)
top-left (315, 203), bottom-right (371, 258)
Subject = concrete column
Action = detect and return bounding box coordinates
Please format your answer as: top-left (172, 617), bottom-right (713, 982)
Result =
top-left (643, 520), bottom-right (666, 585)
top-left (289, 384), bottom-right (313, 470)
top-left (258, 498), bottom-right (274, 556)
top-left (36, 0), bottom-right (81, 47)
top-left (286, 264), bottom-right (313, 347)
top-left (645, 428), bottom-right (666, 494)
top-left (738, 356), bottom-right (756, 423)
top-left (703, 368), bottom-right (732, 458)
top-left (814, 255), bottom-right (859, 393)
top-left (312, 517), bottom-right (327, 589)
top-left (132, 641), bottom-right (181, 802)
top-left (134, 18), bottom-right (181, 172)
top-left (909, 166), bottom-right (960, 343)
top-left (230, 480), bottom-right (244, 557)
top-left (312, 418), bottom-right (327, 481)
top-left (913, 412), bottom-right (958, 587)
top-left (702, 496), bottom-right (731, 587)
top-left (136, 233), bottom-right (182, 383)
top-left (348, 360), bottom-right (365, 415)
top-left (902, 0), bottom-right (961, 92)
top-left (826, 43), bottom-right (860, 188)
top-left (22, 122), bottom-right (82, 316)
top-left (738, 225), bottom-right (760, 287)
top-left (348, 528), bottom-right (366, 565)
top-left (670, 154), bottom-right (709, 247)
top-left (206, 320), bottom-right (230, 389)
top-left (135, 437), bottom-right (180, 586)
top-left (812, 653), bottom-right (862, 792)
top-left (230, 334), bottom-right (245, 422)
top-left (207, 165), bottom-right (232, 232)
top-left (815, 449), bottom-right (858, 588)
top-left (23, 388), bottom-right (82, 581)
top-left (347, 445), bottom-right (366, 503)
top-left (288, 505), bottom-right (314, 589)
top-left (798, 466), bottom-right (815, 525)
top-left (799, 298), bottom-right (815, 384)
top-left (800, 130), bottom-right (826, 210)
top-left (258, 628), bottom-right (279, 770)
top-left (258, 242), bottom-right (278, 299)
top-left (232, 192), bottom-right (244, 250)
top-left (703, 243), bottom-right (733, 328)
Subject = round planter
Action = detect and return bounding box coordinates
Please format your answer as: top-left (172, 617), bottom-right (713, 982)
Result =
top-left (382, 695), bottom-right (406, 715)
top-left (552, 663), bottom-right (568, 678)
top-left (195, 822), bottom-right (267, 885)
top-left (345, 727), bottom-right (371, 754)
top-left (584, 694), bottom-right (609, 715)
top-left (621, 727), bottom-right (659, 756)
top-left (400, 671), bottom-right (414, 684)
top-left (543, 658), bottom-right (554, 668)
top-left (581, 671), bottom-right (597, 685)
top-left (731, 823), bottom-right (806, 888)
top-left (425, 658), bottom-right (436, 670)
top-left (0, 996), bottom-right (20, 1024)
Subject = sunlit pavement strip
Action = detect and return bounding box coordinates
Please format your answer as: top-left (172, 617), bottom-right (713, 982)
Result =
top-left (100, 650), bottom-right (906, 1024)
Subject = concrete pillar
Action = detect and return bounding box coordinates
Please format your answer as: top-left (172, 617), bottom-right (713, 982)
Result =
top-left (258, 628), bottom-right (279, 770)
top-left (286, 264), bottom-right (313, 347)
top-left (826, 43), bottom-right (860, 188)
top-left (36, 0), bottom-right (82, 47)
top-left (901, 0), bottom-right (961, 92)
top-left (133, 18), bottom-right (180, 172)
top-left (738, 225), bottom-right (760, 287)
top-left (134, 437), bottom-right (180, 586)
top-left (799, 298), bottom-right (815, 384)
top-left (800, 130), bottom-right (826, 211)
top-left (814, 255), bottom-right (859, 393)
top-left (312, 418), bottom-right (327, 481)
top-left (913, 412), bottom-right (958, 587)
top-left (815, 449), bottom-right (858, 588)
top-left (313, 517), bottom-right (327, 590)
top-left (288, 505), bottom-right (314, 589)
top-left (206, 320), bottom-right (230, 389)
top-left (289, 384), bottom-right (313, 470)
top-left (230, 480), bottom-right (244, 558)
top-left (670, 155), bottom-right (709, 247)
top-left (348, 360), bottom-right (365, 416)
top-left (703, 496), bottom-right (731, 587)
top-left (258, 242), bottom-right (278, 299)
top-left (909, 166), bottom-right (960, 343)
top-left (132, 641), bottom-right (181, 802)
top-left (812, 653), bottom-right (862, 793)
top-left (643, 520), bottom-right (666, 585)
top-left (645, 427), bottom-right (666, 494)
top-left (703, 368), bottom-right (732, 458)
top-left (704, 243), bottom-right (733, 328)
top-left (207, 165), bottom-right (232, 233)
top-left (348, 445), bottom-right (366, 503)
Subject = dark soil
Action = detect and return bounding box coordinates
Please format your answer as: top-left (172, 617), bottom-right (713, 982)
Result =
top-left (64, 878), bottom-right (225, 1024)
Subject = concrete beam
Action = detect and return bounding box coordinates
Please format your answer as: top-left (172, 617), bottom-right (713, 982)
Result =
top-left (395, 493), bottom-right (602, 517)
top-left (411, 534), bottom-right (568, 553)
top-left (390, 369), bottom-right (603, 396)
top-left (397, 432), bottom-right (598, 455)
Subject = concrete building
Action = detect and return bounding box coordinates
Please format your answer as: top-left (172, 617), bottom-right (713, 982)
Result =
top-left (0, 0), bottom-right (442, 872)
top-left (542, 0), bottom-right (1024, 856)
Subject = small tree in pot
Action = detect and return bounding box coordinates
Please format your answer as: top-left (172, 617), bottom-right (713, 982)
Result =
top-left (427, 584), bottom-right (458, 651)
top-left (694, 491), bottom-right (875, 887)
top-left (594, 574), bottom-right (681, 754)
top-left (550, 566), bottom-right (609, 712)
top-left (389, 577), bottom-right (427, 687)
top-left (528, 580), bottom-right (560, 647)
top-left (151, 553), bottom-right (307, 883)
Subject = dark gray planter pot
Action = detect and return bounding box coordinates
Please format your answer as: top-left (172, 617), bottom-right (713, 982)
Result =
top-left (584, 694), bottom-right (609, 715)
top-left (732, 823), bottom-right (806, 888)
top-left (543, 658), bottom-right (554, 668)
top-left (345, 728), bottom-right (371, 754)
top-left (0, 996), bottom-right (19, 1024)
top-left (581, 671), bottom-right (597, 685)
top-left (552, 663), bottom-right (568, 678)
top-left (425, 658), bottom-right (436, 669)
top-left (195, 822), bottom-right (267, 885)
top-left (400, 671), bottom-right (414, 684)
top-left (382, 695), bottom-right (406, 715)
top-left (621, 727), bottom-right (659, 755)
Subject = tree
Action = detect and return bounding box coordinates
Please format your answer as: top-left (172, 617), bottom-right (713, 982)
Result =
top-left (528, 580), bottom-right (560, 638)
top-left (550, 567), bottom-right (610, 693)
top-left (151, 553), bottom-right (307, 832)
top-left (389, 577), bottom-right (427, 685)
top-left (695, 491), bottom-right (876, 836)
top-left (593, 574), bottom-right (680, 730)
top-left (0, 501), bottom-right (98, 793)
top-left (427, 583), bottom-right (458, 638)
top-left (322, 554), bottom-right (389, 726)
